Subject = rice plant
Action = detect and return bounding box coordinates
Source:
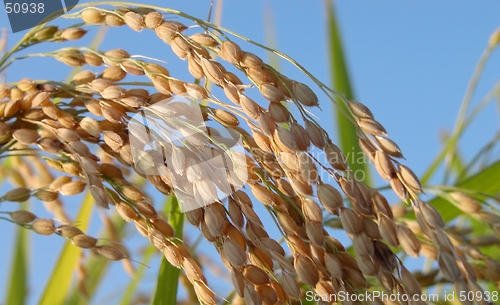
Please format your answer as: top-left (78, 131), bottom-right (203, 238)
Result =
top-left (1, 2), bottom-right (500, 305)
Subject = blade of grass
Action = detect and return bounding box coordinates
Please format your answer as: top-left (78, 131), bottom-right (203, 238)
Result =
top-left (39, 192), bottom-right (94, 305)
top-left (151, 195), bottom-right (184, 305)
top-left (6, 207), bottom-right (28, 305)
top-left (263, 4), bottom-right (280, 71)
top-left (325, 0), bottom-right (370, 184)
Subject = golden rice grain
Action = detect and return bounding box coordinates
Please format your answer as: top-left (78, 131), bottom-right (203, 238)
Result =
top-left (240, 94), bottom-right (261, 119)
top-left (10, 210), bottom-right (36, 223)
top-left (348, 100), bottom-right (373, 119)
top-left (281, 272), bottom-right (301, 298)
top-left (220, 41), bottom-right (243, 65)
top-left (257, 111), bottom-right (276, 137)
top-left (396, 224), bottom-right (421, 257)
top-left (324, 141), bottom-right (347, 171)
top-left (124, 11), bottom-right (144, 32)
top-left (292, 82), bottom-right (318, 107)
top-left (81, 8), bottom-right (105, 24)
top-left (4, 187), bottom-right (31, 202)
top-left (358, 117), bottom-right (387, 136)
top-left (449, 192), bottom-right (482, 213)
top-left (155, 21), bottom-right (187, 43)
top-left (71, 234), bottom-right (97, 249)
top-left (56, 225), bottom-right (83, 238)
top-left (375, 136), bottom-right (403, 158)
top-left (339, 208), bottom-right (362, 235)
top-left (398, 164), bottom-right (422, 193)
top-left (378, 215), bottom-right (399, 247)
top-left (192, 280), bottom-right (216, 305)
top-left (95, 245), bottom-right (125, 260)
top-left (437, 251), bottom-right (461, 281)
top-left (59, 181), bottom-right (86, 196)
top-left (259, 83), bottom-right (284, 103)
top-left (13, 128), bottom-right (38, 145)
top-left (144, 11), bottom-right (163, 29)
top-left (61, 27), bottom-right (87, 40)
top-left (294, 254), bottom-right (319, 286)
top-left (31, 218), bottom-right (56, 235)
top-left (243, 264), bottom-right (269, 285)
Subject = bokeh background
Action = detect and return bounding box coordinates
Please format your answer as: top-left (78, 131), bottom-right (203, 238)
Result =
top-left (1, 0), bottom-right (500, 303)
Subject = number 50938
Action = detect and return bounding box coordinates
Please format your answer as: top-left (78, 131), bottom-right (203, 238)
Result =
top-left (5, 3), bottom-right (45, 14)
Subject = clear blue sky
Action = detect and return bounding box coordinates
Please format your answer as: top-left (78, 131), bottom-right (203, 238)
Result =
top-left (1, 0), bottom-right (500, 303)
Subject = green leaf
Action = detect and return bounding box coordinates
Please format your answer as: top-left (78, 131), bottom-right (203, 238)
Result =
top-left (151, 195), bottom-right (184, 305)
top-left (428, 160), bottom-right (500, 222)
top-left (39, 192), bottom-right (94, 305)
top-left (325, 0), bottom-right (370, 184)
top-left (6, 218), bottom-right (28, 305)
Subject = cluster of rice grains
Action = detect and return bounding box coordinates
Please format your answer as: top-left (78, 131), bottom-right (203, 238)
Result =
top-left (0, 5), bottom-right (498, 305)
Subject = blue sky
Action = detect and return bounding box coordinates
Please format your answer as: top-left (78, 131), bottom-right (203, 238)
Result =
top-left (1, 0), bottom-right (500, 303)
